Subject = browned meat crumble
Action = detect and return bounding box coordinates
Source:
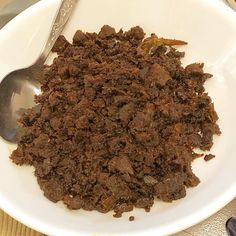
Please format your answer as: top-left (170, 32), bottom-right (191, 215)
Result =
top-left (10, 25), bottom-right (220, 217)
top-left (129, 216), bottom-right (135, 221)
top-left (204, 154), bottom-right (215, 161)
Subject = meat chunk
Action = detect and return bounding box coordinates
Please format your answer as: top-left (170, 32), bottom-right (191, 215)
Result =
top-left (108, 155), bottom-right (134, 175)
top-left (154, 174), bottom-right (186, 202)
top-left (185, 63), bottom-right (204, 75)
top-left (204, 154), bottom-right (215, 161)
top-left (52, 35), bottom-right (70, 54)
top-left (73, 30), bottom-right (88, 45)
top-left (147, 63), bottom-right (171, 87)
top-left (99, 25), bottom-right (116, 38)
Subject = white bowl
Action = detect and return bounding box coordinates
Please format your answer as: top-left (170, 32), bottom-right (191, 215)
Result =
top-left (0, 0), bottom-right (236, 235)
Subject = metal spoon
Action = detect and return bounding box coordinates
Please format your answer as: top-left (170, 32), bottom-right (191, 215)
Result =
top-left (0, 0), bottom-right (77, 143)
top-left (226, 0), bottom-right (236, 11)
top-left (226, 217), bottom-right (236, 236)
top-left (0, 0), bottom-right (39, 29)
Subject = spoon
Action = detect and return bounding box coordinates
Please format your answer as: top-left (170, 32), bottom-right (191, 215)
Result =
top-left (0, 0), bottom-right (77, 143)
top-left (226, 217), bottom-right (236, 236)
top-left (226, 0), bottom-right (236, 11)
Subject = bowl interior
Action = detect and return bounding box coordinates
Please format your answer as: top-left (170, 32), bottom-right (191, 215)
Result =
top-left (0, 0), bottom-right (236, 236)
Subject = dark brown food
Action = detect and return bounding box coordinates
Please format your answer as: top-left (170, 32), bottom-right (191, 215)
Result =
top-left (129, 216), bottom-right (135, 221)
top-left (204, 154), bottom-right (215, 161)
top-left (10, 25), bottom-right (221, 217)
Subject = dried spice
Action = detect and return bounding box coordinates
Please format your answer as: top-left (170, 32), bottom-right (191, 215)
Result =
top-left (137, 35), bottom-right (187, 55)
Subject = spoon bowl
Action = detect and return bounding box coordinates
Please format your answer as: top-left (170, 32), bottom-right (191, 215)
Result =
top-left (0, 66), bottom-right (41, 142)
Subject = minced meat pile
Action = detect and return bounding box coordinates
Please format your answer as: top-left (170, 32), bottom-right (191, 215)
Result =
top-left (10, 25), bottom-right (221, 217)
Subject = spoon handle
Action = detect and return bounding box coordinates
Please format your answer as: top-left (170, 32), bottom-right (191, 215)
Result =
top-left (38, 0), bottom-right (78, 64)
top-left (226, 0), bottom-right (236, 11)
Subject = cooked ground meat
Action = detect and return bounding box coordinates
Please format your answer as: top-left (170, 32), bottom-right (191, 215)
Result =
top-left (204, 154), bottom-right (215, 161)
top-left (129, 216), bottom-right (135, 221)
top-left (10, 25), bottom-right (221, 217)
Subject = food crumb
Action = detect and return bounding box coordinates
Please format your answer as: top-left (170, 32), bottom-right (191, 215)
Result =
top-left (204, 154), bottom-right (215, 161)
top-left (129, 216), bottom-right (135, 221)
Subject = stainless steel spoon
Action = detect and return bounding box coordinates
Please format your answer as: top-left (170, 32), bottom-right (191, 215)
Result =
top-left (0, 0), bottom-right (39, 29)
top-left (226, 0), bottom-right (236, 11)
top-left (0, 0), bottom-right (77, 143)
top-left (226, 217), bottom-right (236, 236)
